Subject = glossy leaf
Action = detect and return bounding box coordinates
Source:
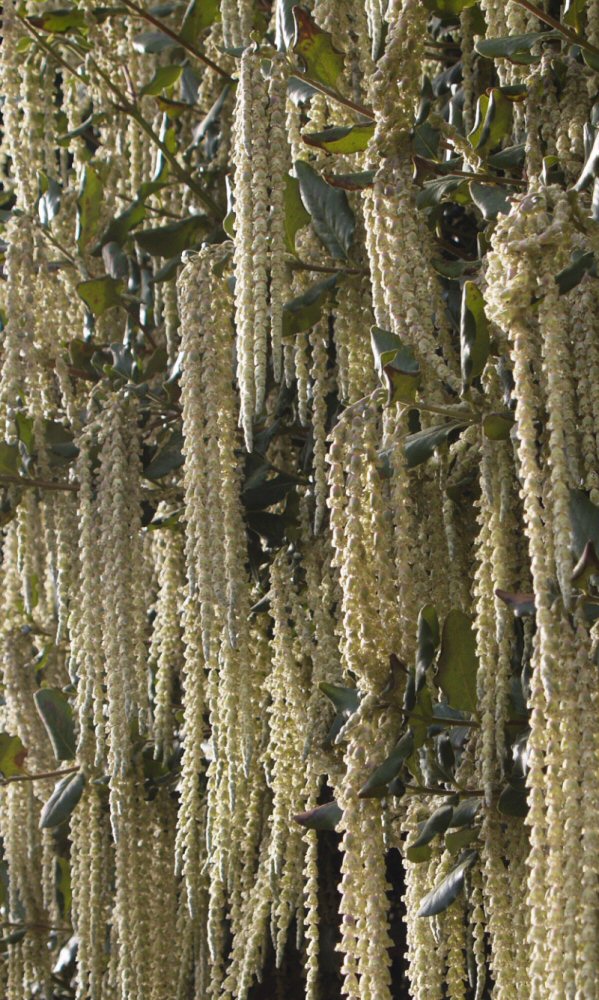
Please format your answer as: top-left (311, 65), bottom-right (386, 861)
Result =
top-left (448, 797), bottom-right (481, 829)
top-left (102, 241), bottom-right (129, 280)
top-left (418, 851), bottom-right (477, 917)
top-left (96, 199), bottom-right (146, 248)
top-left (134, 215), bottom-right (208, 256)
top-left (422, 0), bottom-right (477, 12)
top-left (29, 8), bottom-right (86, 32)
top-left (555, 250), bottom-right (595, 295)
top-left (445, 826), bottom-right (479, 853)
top-left (304, 122), bottom-right (374, 155)
top-left (436, 609), bottom-right (479, 715)
top-left (0, 442), bottom-right (19, 476)
top-left (475, 30), bottom-right (560, 65)
top-left (295, 161), bottom-right (355, 259)
top-left (404, 421), bottom-right (466, 469)
top-left (498, 782), bottom-right (528, 817)
top-left (282, 275), bottom-right (337, 338)
top-left (34, 688), bottom-right (76, 761)
top-left (469, 181), bottom-right (511, 220)
top-left (405, 844), bottom-right (432, 863)
top-left (410, 803), bottom-right (454, 849)
top-left (468, 89), bottom-right (513, 154)
top-left (37, 173), bottom-right (62, 227)
top-left (460, 281), bottom-right (490, 389)
top-left (40, 772), bottom-right (85, 830)
top-left (570, 489), bottom-right (599, 560)
top-left (133, 30), bottom-right (177, 53)
top-left (483, 412), bottom-right (514, 441)
top-left (319, 682), bottom-right (360, 717)
top-left (358, 729), bottom-right (414, 799)
top-left (293, 800), bottom-right (342, 831)
top-left (292, 8), bottom-right (345, 89)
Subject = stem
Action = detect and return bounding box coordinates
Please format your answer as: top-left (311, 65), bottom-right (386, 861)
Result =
top-left (405, 783), bottom-right (483, 797)
top-left (0, 766), bottom-right (78, 786)
top-left (512, 0), bottom-right (599, 57)
top-left (298, 73), bottom-right (375, 121)
top-left (407, 713), bottom-right (479, 728)
top-left (1, 921), bottom-right (71, 933)
top-left (117, 0), bottom-right (232, 80)
top-left (18, 15), bottom-right (87, 82)
top-left (290, 259), bottom-right (368, 276)
top-left (0, 474), bottom-right (78, 492)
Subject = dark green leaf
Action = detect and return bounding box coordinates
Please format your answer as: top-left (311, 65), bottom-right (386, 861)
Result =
top-left (34, 688), bottom-right (76, 761)
top-left (304, 122), bottom-right (374, 155)
top-left (404, 422), bottom-right (466, 469)
top-left (411, 803), bottom-right (454, 849)
top-left (282, 275), bottom-right (337, 339)
top-left (498, 782), bottom-right (528, 817)
top-left (295, 160), bottom-right (355, 260)
top-left (495, 589), bottom-right (536, 616)
top-left (358, 729), bottom-right (414, 799)
top-left (292, 8), bottom-right (345, 89)
top-left (319, 682), bottom-right (360, 717)
top-left (243, 472), bottom-right (298, 510)
top-left (418, 851), bottom-right (477, 917)
top-left (468, 89), bottom-right (513, 154)
top-left (445, 826), bottom-right (478, 853)
top-left (40, 772), bottom-right (85, 829)
top-left (323, 170), bottom-right (375, 191)
top-left (555, 250), bottom-right (595, 295)
top-left (460, 281), bottom-right (490, 390)
top-left (436, 609), bottom-right (478, 714)
top-left (37, 173), bottom-right (62, 227)
top-left (96, 199), bottom-right (146, 248)
top-left (405, 844), bottom-right (433, 863)
top-left (0, 442), bottom-right (19, 476)
top-left (416, 176), bottom-right (470, 209)
top-left (76, 277), bottom-right (123, 316)
top-left (135, 215), bottom-right (208, 257)
top-left (144, 432), bottom-right (184, 480)
top-left (475, 30), bottom-right (560, 64)
top-left (133, 30), bottom-right (177, 53)
top-left (102, 241), bottom-right (129, 280)
top-left (469, 182), bottom-right (511, 220)
top-left (448, 797), bottom-right (481, 828)
top-left (293, 800), bottom-right (342, 831)
top-left (30, 8), bottom-right (86, 32)
top-left (483, 412), bottom-right (514, 440)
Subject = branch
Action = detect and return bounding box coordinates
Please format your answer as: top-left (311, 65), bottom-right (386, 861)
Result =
top-left (0, 766), bottom-right (78, 786)
top-left (298, 73), bottom-right (374, 120)
top-left (512, 0), bottom-right (599, 58)
top-left (0, 474), bottom-right (78, 493)
top-left (116, 0), bottom-right (232, 80)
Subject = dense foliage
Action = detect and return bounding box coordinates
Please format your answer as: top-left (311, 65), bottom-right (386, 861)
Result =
top-left (0, 0), bottom-right (599, 997)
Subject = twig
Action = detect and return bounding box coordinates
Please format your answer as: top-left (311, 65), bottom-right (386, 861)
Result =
top-left (298, 73), bottom-right (375, 121)
top-left (0, 766), bottom-right (78, 786)
top-left (17, 15), bottom-right (87, 82)
top-left (116, 0), bottom-right (232, 80)
top-left (512, 0), bottom-right (599, 58)
top-left (0, 474), bottom-right (78, 493)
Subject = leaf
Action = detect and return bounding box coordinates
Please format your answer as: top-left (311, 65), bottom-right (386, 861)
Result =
top-left (469, 181), bottom-right (511, 220)
top-left (445, 826), bottom-right (478, 853)
top-left (304, 122), bottom-right (374, 155)
top-left (0, 733), bottom-right (27, 778)
top-left (498, 782), bottom-right (528, 817)
top-left (293, 800), bottom-right (342, 831)
top-left (134, 215), bottom-right (208, 256)
top-left (404, 422), bottom-right (466, 469)
top-left (572, 541), bottom-right (599, 594)
top-left (292, 8), bottom-right (345, 89)
top-left (416, 605), bottom-right (440, 688)
top-left (34, 688), bottom-right (76, 762)
top-left (0, 442), bottom-right (19, 476)
top-left (468, 89), bottom-right (513, 154)
top-left (448, 797), bottom-right (481, 828)
top-left (487, 143), bottom-right (526, 169)
top-left (243, 472), bottom-right (298, 510)
top-left (283, 174), bottom-right (310, 253)
top-left (133, 30), bottom-right (177, 53)
top-left (416, 176), bottom-right (470, 209)
top-left (77, 277), bottom-right (123, 316)
top-left (40, 772), bottom-right (85, 829)
top-left (140, 65), bottom-right (183, 96)
top-left (96, 199), bottom-right (146, 247)
top-left (423, 0), bottom-right (477, 12)
top-left (570, 489), bottom-right (599, 560)
top-left (358, 729), bottom-right (415, 799)
top-left (405, 844), bottom-right (432, 863)
top-left (295, 160), bottom-right (355, 260)
top-left (418, 851), bottom-right (477, 917)
top-left (282, 275), bottom-right (337, 339)
top-left (324, 170), bottom-right (375, 191)
top-left (495, 589), bottom-right (536, 616)
top-left (555, 250), bottom-right (595, 295)
top-left (483, 412), bottom-right (514, 440)
top-left (55, 856), bottom-right (72, 919)
top-left (410, 803), bottom-right (454, 849)
top-left (371, 327), bottom-right (421, 404)
top-left (76, 165), bottom-right (103, 250)
top-left (37, 173), bottom-right (62, 227)
top-left (319, 682), bottom-right (360, 717)
top-left (102, 241), bottom-right (129, 280)
top-left (143, 433), bottom-right (184, 480)
top-left (460, 281), bottom-right (490, 390)
top-left (407, 685), bottom-right (433, 752)
top-left (29, 8), bottom-right (86, 32)
top-left (276, 0), bottom-right (296, 48)
top-left (179, 0), bottom-right (220, 43)
top-left (475, 30), bottom-right (560, 64)
top-left (563, 0), bottom-right (586, 31)
top-left (436, 609), bottom-right (479, 715)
